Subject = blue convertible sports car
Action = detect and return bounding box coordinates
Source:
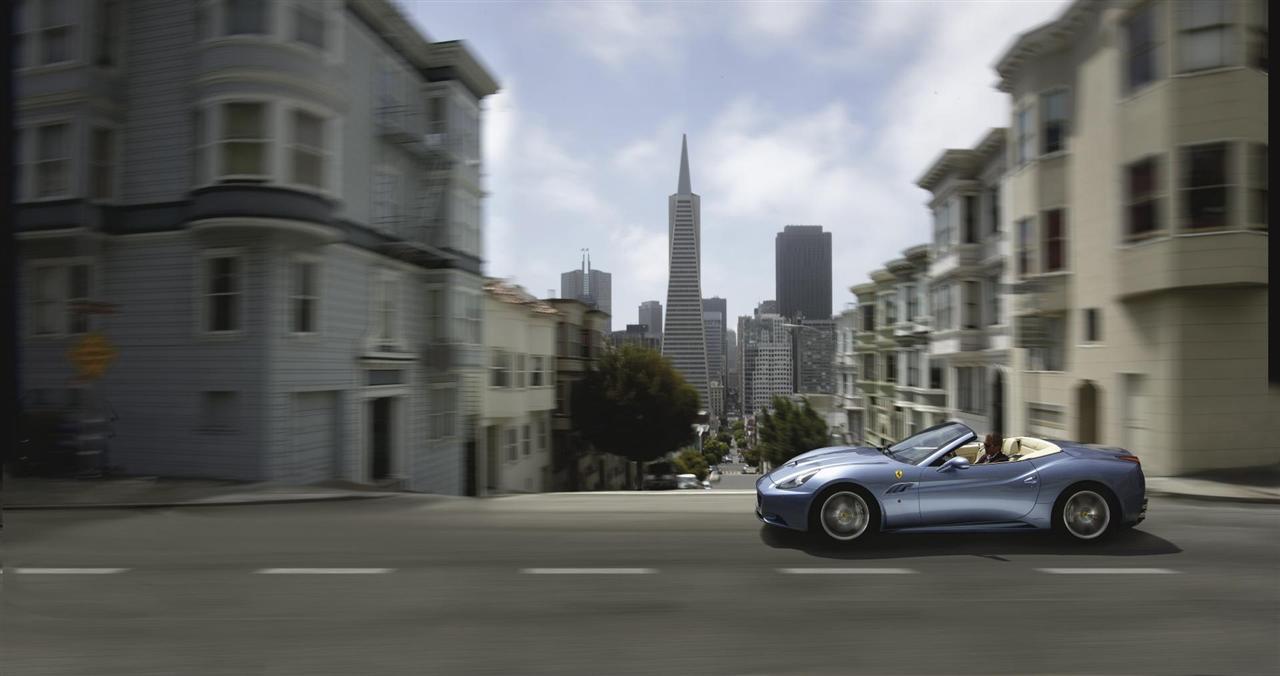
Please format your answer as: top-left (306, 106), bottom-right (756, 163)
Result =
top-left (756, 421), bottom-right (1147, 543)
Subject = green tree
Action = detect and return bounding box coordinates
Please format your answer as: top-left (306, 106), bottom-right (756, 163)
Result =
top-left (715, 430), bottom-right (732, 446)
top-left (756, 396), bottom-right (829, 467)
top-left (571, 345), bottom-right (701, 485)
top-left (741, 446), bottom-right (761, 467)
top-left (731, 419), bottom-right (745, 434)
top-left (673, 447), bottom-right (710, 480)
top-left (703, 439), bottom-right (729, 466)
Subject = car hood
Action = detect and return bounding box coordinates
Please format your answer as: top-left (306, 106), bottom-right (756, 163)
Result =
top-left (768, 446), bottom-right (888, 480)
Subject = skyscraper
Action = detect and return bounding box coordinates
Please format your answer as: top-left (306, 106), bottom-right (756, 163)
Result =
top-left (661, 135), bottom-right (710, 408)
top-left (739, 305), bottom-right (793, 417)
top-left (702, 296), bottom-right (728, 384)
top-left (775, 225), bottom-right (832, 321)
top-left (638, 300), bottom-right (663, 339)
top-left (561, 251), bottom-right (612, 331)
top-left (703, 309), bottom-right (725, 418)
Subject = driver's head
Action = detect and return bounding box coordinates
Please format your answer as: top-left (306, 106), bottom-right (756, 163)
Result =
top-left (984, 433), bottom-right (1003, 454)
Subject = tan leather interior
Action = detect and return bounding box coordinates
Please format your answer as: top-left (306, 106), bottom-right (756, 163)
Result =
top-left (1001, 436), bottom-right (1062, 461)
top-left (955, 442), bottom-right (984, 463)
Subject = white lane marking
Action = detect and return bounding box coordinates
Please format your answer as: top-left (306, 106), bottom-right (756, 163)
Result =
top-left (11, 568), bottom-right (129, 575)
top-left (778, 567), bottom-right (916, 575)
top-left (1037, 568), bottom-right (1178, 575)
top-left (256, 568), bottom-right (393, 575)
top-left (520, 568), bottom-right (656, 575)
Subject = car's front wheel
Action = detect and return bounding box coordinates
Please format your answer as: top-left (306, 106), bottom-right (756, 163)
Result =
top-left (813, 488), bottom-right (879, 543)
top-left (1054, 485), bottom-right (1115, 541)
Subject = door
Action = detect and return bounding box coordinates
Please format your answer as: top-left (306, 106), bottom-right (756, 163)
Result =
top-left (1121, 374), bottom-right (1149, 453)
top-left (917, 460), bottom-right (1040, 525)
top-left (1076, 381), bottom-right (1100, 444)
top-left (485, 425), bottom-right (499, 491)
top-left (370, 397), bottom-right (392, 481)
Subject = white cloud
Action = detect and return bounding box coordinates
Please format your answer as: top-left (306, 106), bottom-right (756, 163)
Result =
top-left (540, 0), bottom-right (685, 68)
top-left (733, 0), bottom-right (826, 41)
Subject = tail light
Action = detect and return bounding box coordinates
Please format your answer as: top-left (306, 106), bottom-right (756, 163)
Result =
top-left (1116, 454), bottom-right (1141, 464)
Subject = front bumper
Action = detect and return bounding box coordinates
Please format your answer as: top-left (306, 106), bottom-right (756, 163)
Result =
top-left (755, 476), bottom-right (813, 532)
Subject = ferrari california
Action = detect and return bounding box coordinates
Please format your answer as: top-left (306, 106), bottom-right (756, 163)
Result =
top-left (755, 421), bottom-right (1146, 543)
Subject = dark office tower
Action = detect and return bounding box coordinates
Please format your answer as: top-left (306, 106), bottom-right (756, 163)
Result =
top-left (702, 296), bottom-right (728, 384)
top-left (638, 300), bottom-right (663, 339)
top-left (775, 225), bottom-right (832, 321)
top-left (661, 135), bottom-right (709, 407)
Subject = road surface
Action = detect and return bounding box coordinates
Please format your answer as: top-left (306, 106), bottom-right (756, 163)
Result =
top-left (2, 492), bottom-right (1277, 675)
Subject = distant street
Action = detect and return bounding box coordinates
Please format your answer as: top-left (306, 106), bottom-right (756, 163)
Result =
top-left (2, 494), bottom-right (1278, 675)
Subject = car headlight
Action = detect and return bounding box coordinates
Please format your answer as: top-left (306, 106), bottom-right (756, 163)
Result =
top-left (774, 470), bottom-right (819, 489)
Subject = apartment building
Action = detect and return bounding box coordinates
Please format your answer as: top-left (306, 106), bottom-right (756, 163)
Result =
top-left (851, 246), bottom-right (944, 447)
top-left (917, 129), bottom-right (1011, 437)
top-left (833, 305), bottom-right (863, 444)
top-left (546, 299), bottom-right (626, 490)
top-left (14, 0), bottom-right (497, 492)
top-left (997, 0), bottom-right (1274, 475)
top-left (478, 279), bottom-right (556, 494)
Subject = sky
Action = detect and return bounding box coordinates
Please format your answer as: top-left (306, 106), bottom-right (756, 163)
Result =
top-left (398, 0), bottom-right (1069, 325)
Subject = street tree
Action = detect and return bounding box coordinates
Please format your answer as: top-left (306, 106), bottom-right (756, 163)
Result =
top-left (756, 396), bottom-right (829, 467)
top-left (673, 447), bottom-right (709, 480)
top-left (703, 439), bottom-right (728, 466)
top-left (741, 446), bottom-right (761, 467)
top-left (571, 345), bottom-right (701, 483)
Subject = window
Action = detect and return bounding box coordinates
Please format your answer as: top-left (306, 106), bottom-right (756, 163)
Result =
top-left (1041, 90), bottom-right (1068, 154)
top-left (220, 102), bottom-right (269, 178)
top-left (293, 2), bottom-right (326, 49)
top-left (883, 295), bottom-right (897, 325)
top-left (1015, 106), bottom-right (1034, 166)
top-left (204, 255), bottom-right (240, 332)
top-left (907, 351), bottom-right (919, 388)
top-left (1249, 144), bottom-right (1267, 229)
top-left (1042, 209), bottom-right (1066, 272)
top-left (90, 127), bottom-right (115, 200)
top-left (988, 186), bottom-right (1000, 234)
top-left (963, 195), bottom-right (978, 243)
top-left (95, 0), bottom-right (120, 67)
top-left (506, 427), bottom-right (518, 461)
top-left (861, 305), bottom-right (875, 331)
top-left (1126, 4), bottom-right (1159, 92)
top-left (957, 367), bottom-right (972, 413)
top-left (987, 275), bottom-right (1000, 326)
top-left (1083, 308), bottom-right (1101, 343)
top-left (1126, 156), bottom-right (1163, 239)
top-left (490, 350), bottom-right (510, 387)
top-left (291, 260), bottom-right (318, 334)
top-left (226, 0), bottom-right (268, 36)
top-left (426, 288), bottom-right (443, 342)
top-left (935, 200), bottom-right (952, 251)
top-left (862, 354), bottom-right (875, 381)
top-left (39, 0), bottom-right (74, 65)
top-left (964, 281), bottom-right (980, 329)
top-left (1028, 403), bottom-right (1065, 428)
top-left (1182, 142), bottom-right (1231, 230)
top-left (460, 292), bottom-right (482, 344)
top-left (530, 356), bottom-right (544, 387)
top-left (200, 391), bottom-right (239, 433)
top-left (933, 284), bottom-right (952, 331)
top-left (516, 353), bottom-right (526, 388)
top-left (905, 284), bottom-right (917, 321)
top-left (1178, 0), bottom-right (1235, 72)
top-left (929, 361), bottom-right (944, 391)
top-left (1249, 0), bottom-right (1268, 71)
top-left (31, 266), bottom-right (60, 336)
top-left (885, 354), bottom-right (898, 384)
top-left (1029, 315), bottom-right (1065, 371)
top-left (290, 110), bottom-right (326, 189)
top-left (35, 123), bottom-right (71, 198)
top-left (430, 386), bottom-right (456, 439)
top-left (1016, 218), bottom-right (1034, 276)
top-left (374, 168), bottom-right (401, 228)
top-left (374, 276), bottom-right (399, 345)
top-left (67, 264), bottom-right (91, 334)
top-left (522, 424), bottom-right (531, 456)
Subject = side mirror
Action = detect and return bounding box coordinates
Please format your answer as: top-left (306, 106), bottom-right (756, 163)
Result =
top-left (938, 456), bottom-right (971, 472)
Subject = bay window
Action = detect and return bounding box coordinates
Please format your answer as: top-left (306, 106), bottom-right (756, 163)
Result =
top-left (1126, 156), bottom-right (1163, 239)
top-left (1042, 209), bottom-right (1066, 272)
top-left (1126, 4), bottom-right (1159, 92)
top-left (290, 260), bottom-right (318, 334)
top-left (203, 255), bottom-right (241, 333)
top-left (1182, 142), bottom-right (1231, 230)
top-left (1016, 218), bottom-right (1034, 276)
top-left (1178, 0), bottom-right (1235, 73)
top-left (289, 110), bottom-right (327, 189)
top-left (220, 102), bottom-right (269, 178)
top-left (225, 0), bottom-right (268, 36)
top-left (35, 123), bottom-right (71, 198)
top-left (1015, 106), bottom-right (1033, 167)
top-left (293, 2), bottom-right (326, 50)
top-left (1041, 90), bottom-right (1068, 155)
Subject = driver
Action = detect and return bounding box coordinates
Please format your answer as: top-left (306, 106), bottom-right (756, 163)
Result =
top-left (975, 433), bottom-right (1009, 464)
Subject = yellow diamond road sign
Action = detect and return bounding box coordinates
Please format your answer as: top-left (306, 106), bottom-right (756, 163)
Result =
top-left (69, 333), bottom-right (118, 380)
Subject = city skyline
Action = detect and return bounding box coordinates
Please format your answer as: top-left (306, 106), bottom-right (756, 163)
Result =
top-left (403, 0), bottom-right (1069, 324)
top-left (661, 135), bottom-right (710, 407)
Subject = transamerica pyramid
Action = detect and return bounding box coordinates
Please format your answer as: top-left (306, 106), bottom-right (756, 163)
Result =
top-left (661, 135), bottom-right (710, 410)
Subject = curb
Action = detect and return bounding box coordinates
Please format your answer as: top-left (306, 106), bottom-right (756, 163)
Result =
top-left (1146, 489), bottom-right (1280, 505)
top-left (1, 493), bottom-right (397, 511)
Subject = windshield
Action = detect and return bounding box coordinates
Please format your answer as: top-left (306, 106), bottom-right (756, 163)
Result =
top-left (887, 422), bottom-right (974, 465)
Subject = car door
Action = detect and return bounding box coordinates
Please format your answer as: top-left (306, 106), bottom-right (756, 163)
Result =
top-left (916, 459), bottom-right (1040, 525)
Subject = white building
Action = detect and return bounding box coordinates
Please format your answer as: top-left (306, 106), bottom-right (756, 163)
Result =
top-left (478, 279), bottom-right (557, 494)
top-left (833, 304), bottom-right (863, 443)
top-left (740, 308), bottom-right (793, 416)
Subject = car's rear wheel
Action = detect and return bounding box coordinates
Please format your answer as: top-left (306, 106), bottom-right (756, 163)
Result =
top-left (813, 488), bottom-right (879, 543)
top-left (1054, 485), bottom-right (1115, 541)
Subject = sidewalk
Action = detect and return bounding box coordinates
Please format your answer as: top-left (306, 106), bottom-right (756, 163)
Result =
top-left (1147, 467), bottom-right (1280, 504)
top-left (0, 476), bottom-right (401, 510)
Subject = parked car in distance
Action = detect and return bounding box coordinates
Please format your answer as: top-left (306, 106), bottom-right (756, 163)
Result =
top-left (676, 474), bottom-right (703, 489)
top-left (743, 466), bottom-right (757, 474)
top-left (642, 461), bottom-right (679, 490)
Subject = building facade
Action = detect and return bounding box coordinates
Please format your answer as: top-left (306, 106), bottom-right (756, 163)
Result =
top-left (775, 225), bottom-right (832, 321)
top-left (997, 0), bottom-right (1274, 475)
top-left (793, 318), bottom-right (836, 395)
top-left (917, 128), bottom-right (1010, 437)
top-left (661, 135), bottom-right (710, 408)
top-left (834, 305), bottom-right (863, 443)
top-left (14, 0), bottom-right (496, 493)
top-left (478, 279), bottom-right (556, 494)
top-left (702, 296), bottom-right (728, 384)
top-left (560, 254), bottom-right (612, 331)
top-left (637, 300), bottom-right (662, 340)
top-left (610, 323), bottom-right (660, 351)
top-left (739, 306), bottom-right (793, 417)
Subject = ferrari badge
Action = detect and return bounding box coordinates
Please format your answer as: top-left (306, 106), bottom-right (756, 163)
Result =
top-left (894, 469), bottom-right (904, 479)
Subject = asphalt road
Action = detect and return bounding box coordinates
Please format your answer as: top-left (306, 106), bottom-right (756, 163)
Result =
top-left (2, 493), bottom-right (1277, 676)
